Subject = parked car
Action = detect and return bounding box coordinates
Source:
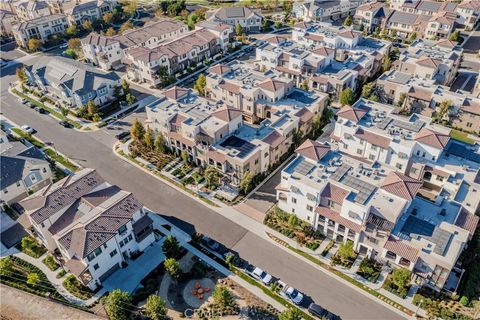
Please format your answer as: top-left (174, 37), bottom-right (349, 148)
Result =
top-left (34, 107), bottom-right (47, 114)
top-left (115, 131), bottom-right (130, 140)
top-left (19, 98), bottom-right (27, 104)
top-left (245, 264), bottom-right (273, 285)
top-left (26, 102), bottom-right (34, 108)
top-left (21, 125), bottom-right (35, 134)
top-left (278, 281), bottom-right (304, 305)
top-left (308, 303), bottom-right (341, 320)
top-left (59, 42), bottom-right (68, 49)
top-left (58, 120), bottom-right (72, 128)
top-left (202, 236), bottom-right (220, 251)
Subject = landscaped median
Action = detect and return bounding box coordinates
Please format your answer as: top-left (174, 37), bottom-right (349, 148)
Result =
top-left (267, 233), bottom-right (415, 317)
top-left (11, 88), bottom-right (82, 129)
top-left (116, 148), bottom-right (219, 208)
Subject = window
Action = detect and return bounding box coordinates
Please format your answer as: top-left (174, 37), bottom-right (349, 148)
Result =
top-left (369, 154), bottom-right (375, 161)
top-left (16, 181), bottom-right (21, 187)
top-left (292, 197), bottom-right (297, 204)
top-left (396, 163), bottom-right (403, 170)
top-left (436, 175), bottom-right (444, 182)
top-left (42, 168), bottom-right (47, 173)
top-left (118, 225), bottom-right (127, 235)
top-left (87, 253), bottom-right (95, 262)
top-left (306, 205), bottom-right (313, 212)
top-left (356, 148), bottom-right (363, 155)
top-left (128, 234), bottom-right (133, 241)
top-left (110, 249), bottom-right (118, 257)
top-left (93, 247), bottom-right (102, 256)
top-left (93, 263), bottom-right (99, 270)
top-left (371, 146), bottom-right (378, 151)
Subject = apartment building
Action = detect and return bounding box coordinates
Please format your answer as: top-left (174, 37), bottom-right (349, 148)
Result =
top-left (12, 13), bottom-right (67, 47)
top-left (276, 98), bottom-right (480, 291)
top-left (15, 0), bottom-right (51, 20)
top-left (81, 18), bottom-right (189, 70)
top-left (293, 0), bottom-right (370, 22)
top-left (0, 9), bottom-right (18, 37)
top-left (125, 25), bottom-right (232, 86)
top-left (456, 0), bottom-right (480, 29)
top-left (25, 56), bottom-right (120, 109)
top-left (205, 60), bottom-right (329, 124)
top-left (17, 169), bottom-right (156, 290)
top-left (66, 0), bottom-right (114, 26)
top-left (0, 130), bottom-right (52, 205)
top-left (354, 1), bottom-right (390, 32)
top-left (145, 82), bottom-right (326, 184)
top-left (205, 6), bottom-right (263, 32)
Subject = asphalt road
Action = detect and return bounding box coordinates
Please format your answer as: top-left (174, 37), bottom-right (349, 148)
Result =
top-left (0, 60), bottom-right (403, 320)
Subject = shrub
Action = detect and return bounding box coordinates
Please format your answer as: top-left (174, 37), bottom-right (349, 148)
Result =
top-left (63, 275), bottom-right (93, 300)
top-left (459, 296), bottom-right (469, 306)
top-left (20, 236), bottom-right (47, 258)
top-left (56, 269), bottom-right (66, 279)
top-left (42, 256), bottom-right (60, 271)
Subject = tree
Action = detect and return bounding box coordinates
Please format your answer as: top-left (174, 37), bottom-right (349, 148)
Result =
top-left (27, 38), bottom-right (41, 52)
top-left (212, 285), bottom-right (235, 308)
top-left (125, 93), bottom-right (135, 105)
top-left (162, 235), bottom-right (180, 258)
top-left (103, 12), bottom-right (113, 24)
top-left (65, 49), bottom-right (78, 59)
top-left (204, 166), bottom-right (219, 188)
top-left (105, 27), bottom-right (116, 36)
top-left (311, 112), bottom-right (322, 138)
top-left (119, 21), bottom-right (133, 34)
top-left (157, 65), bottom-right (175, 88)
top-left (16, 67), bottom-right (28, 83)
top-left (66, 24), bottom-right (78, 36)
top-left (449, 30), bottom-right (460, 42)
top-left (343, 15), bottom-right (353, 27)
top-left (373, 26), bottom-right (380, 37)
top-left (300, 79), bottom-right (309, 91)
top-left (82, 20), bottom-right (93, 31)
top-left (436, 100), bottom-right (451, 122)
top-left (181, 149), bottom-right (189, 163)
top-left (369, 95), bottom-right (379, 102)
top-left (361, 82), bottom-right (374, 98)
top-left (288, 214), bottom-right (299, 228)
top-left (339, 88), bottom-right (355, 106)
top-left (130, 118), bottom-right (145, 142)
top-left (21, 236), bottom-right (36, 252)
top-left (154, 132), bottom-right (167, 153)
top-left (164, 258), bottom-right (181, 280)
top-left (359, 23), bottom-right (364, 32)
top-left (27, 273), bottom-right (40, 286)
top-left (460, 296), bottom-right (469, 306)
top-left (278, 308), bottom-right (302, 320)
top-left (145, 295), bottom-right (167, 320)
top-left (274, 21), bottom-right (282, 29)
top-left (103, 289), bottom-right (131, 320)
top-left (194, 74), bottom-right (206, 96)
top-left (123, 0), bottom-right (137, 16)
top-left (409, 32), bottom-right (417, 42)
top-left (382, 55), bottom-right (391, 72)
top-left (87, 99), bottom-right (97, 115)
top-left (391, 268), bottom-right (411, 289)
top-left (67, 38), bottom-right (81, 51)
top-left (239, 171), bottom-right (253, 194)
top-left (236, 24), bottom-right (243, 36)
top-left (92, 113), bottom-right (101, 122)
top-left (283, 0), bottom-right (293, 17)
top-left (397, 92), bottom-right (407, 109)
top-left (0, 257), bottom-right (13, 276)
top-left (113, 85), bottom-right (122, 100)
top-left (121, 79), bottom-right (130, 95)
top-left (337, 241), bottom-right (356, 261)
top-left (144, 126), bottom-right (154, 149)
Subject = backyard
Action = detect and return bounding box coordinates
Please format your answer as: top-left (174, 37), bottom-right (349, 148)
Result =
top-left (264, 206), bottom-right (324, 251)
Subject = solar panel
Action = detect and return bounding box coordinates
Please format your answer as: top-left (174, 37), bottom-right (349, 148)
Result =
top-left (220, 136), bottom-right (256, 159)
top-left (391, 119), bottom-right (425, 133)
top-left (294, 159), bottom-right (315, 176)
top-left (447, 142), bottom-right (480, 164)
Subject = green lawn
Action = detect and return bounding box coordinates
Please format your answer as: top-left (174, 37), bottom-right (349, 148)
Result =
top-left (10, 128), bottom-right (44, 149)
top-left (450, 129), bottom-right (476, 145)
top-left (43, 149), bottom-right (79, 172)
top-left (12, 89), bottom-right (81, 129)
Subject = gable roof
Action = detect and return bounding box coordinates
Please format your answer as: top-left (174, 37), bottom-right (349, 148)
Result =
top-left (257, 78), bottom-right (286, 92)
top-left (354, 128), bottom-right (391, 149)
top-left (163, 86), bottom-right (189, 101)
top-left (208, 64), bottom-right (232, 75)
top-left (415, 128), bottom-right (450, 149)
top-left (211, 107), bottom-right (242, 122)
top-left (320, 182), bottom-right (349, 205)
top-left (295, 140), bottom-right (330, 162)
top-left (455, 207), bottom-right (479, 236)
top-left (416, 56), bottom-right (442, 68)
top-left (380, 171), bottom-right (423, 200)
top-left (436, 39), bottom-right (457, 49)
top-left (0, 156), bottom-right (25, 189)
top-left (312, 46), bottom-right (335, 57)
top-left (338, 30), bottom-right (361, 39)
top-left (337, 105), bottom-right (368, 123)
top-left (384, 236), bottom-right (419, 262)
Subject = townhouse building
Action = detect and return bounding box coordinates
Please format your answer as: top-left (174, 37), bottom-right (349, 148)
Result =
top-left (276, 98), bottom-right (480, 291)
top-left (81, 18), bottom-right (189, 70)
top-left (456, 0), bottom-right (480, 29)
top-left (125, 25), bottom-right (233, 87)
top-left (0, 130), bottom-right (52, 205)
top-left (15, 0), bottom-right (51, 20)
top-left (66, 0), bottom-right (114, 26)
top-left (255, 22), bottom-right (390, 98)
top-left (12, 13), bottom-right (68, 47)
top-left (0, 9), bottom-right (18, 37)
top-left (354, 1), bottom-right (389, 32)
top-left (17, 169), bottom-right (156, 290)
top-left (25, 55), bottom-right (120, 109)
top-left (293, 0), bottom-right (371, 22)
top-left (205, 6), bottom-right (263, 32)
top-left (205, 60), bottom-right (329, 124)
top-left (145, 81), bottom-right (327, 184)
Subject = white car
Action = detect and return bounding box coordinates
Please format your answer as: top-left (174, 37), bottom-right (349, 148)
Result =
top-left (245, 264), bottom-right (273, 285)
top-left (21, 125), bottom-right (34, 134)
top-left (278, 280), bottom-right (304, 305)
top-left (59, 43), bottom-right (68, 49)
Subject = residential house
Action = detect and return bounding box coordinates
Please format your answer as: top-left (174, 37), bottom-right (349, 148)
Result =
top-left (456, 0), bottom-right (480, 29)
top-left (293, 0), bottom-right (371, 22)
top-left (205, 6), bottom-right (263, 32)
top-left (66, 0), bottom-right (115, 26)
top-left (0, 9), bottom-right (18, 37)
top-left (12, 13), bottom-right (68, 47)
top-left (24, 55), bottom-right (120, 109)
top-left (17, 168), bottom-right (156, 290)
top-left (0, 130), bottom-right (52, 205)
top-left (276, 98), bottom-right (480, 291)
top-left (15, 0), bottom-right (51, 20)
top-left (81, 18), bottom-right (189, 70)
top-left (354, 1), bottom-right (390, 32)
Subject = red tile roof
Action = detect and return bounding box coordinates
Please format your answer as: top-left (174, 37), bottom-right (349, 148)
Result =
top-left (416, 56), bottom-right (442, 68)
top-left (257, 78), bottom-right (286, 92)
top-left (320, 182), bottom-right (349, 205)
top-left (312, 46), bottom-right (335, 57)
top-left (408, 86), bottom-right (432, 101)
top-left (337, 105), bottom-right (368, 123)
top-left (265, 35), bottom-right (285, 45)
top-left (354, 128), bottom-right (391, 149)
top-left (305, 34), bottom-right (324, 42)
top-left (219, 80), bottom-right (241, 94)
top-left (211, 107), bottom-right (242, 122)
top-left (384, 236), bottom-right (419, 262)
top-left (163, 86), bottom-right (189, 100)
top-left (262, 130), bottom-right (284, 148)
top-left (454, 207), bottom-right (479, 236)
top-left (380, 171), bottom-right (423, 200)
top-left (315, 206), bottom-right (362, 233)
top-left (294, 108), bottom-right (314, 125)
top-left (338, 30), bottom-right (362, 39)
top-left (208, 64), bottom-right (232, 75)
top-left (276, 66), bottom-right (301, 76)
top-left (168, 132), bottom-right (195, 147)
top-left (415, 128), bottom-right (450, 149)
top-left (295, 140), bottom-right (330, 162)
